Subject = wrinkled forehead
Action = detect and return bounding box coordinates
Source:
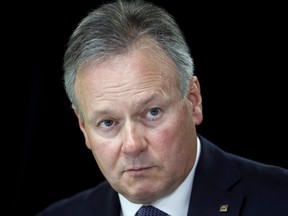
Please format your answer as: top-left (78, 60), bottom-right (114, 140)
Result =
top-left (76, 40), bottom-right (179, 88)
top-left (78, 37), bottom-right (178, 78)
top-left (74, 45), bottom-right (181, 114)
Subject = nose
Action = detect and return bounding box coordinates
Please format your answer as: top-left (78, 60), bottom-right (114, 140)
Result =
top-left (121, 120), bottom-right (147, 155)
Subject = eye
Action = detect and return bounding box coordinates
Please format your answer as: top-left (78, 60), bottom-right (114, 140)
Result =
top-left (146, 107), bottom-right (161, 119)
top-left (99, 119), bottom-right (115, 129)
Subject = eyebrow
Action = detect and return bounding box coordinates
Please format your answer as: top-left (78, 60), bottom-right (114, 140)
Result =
top-left (87, 93), bottom-right (163, 122)
top-left (136, 93), bottom-right (161, 108)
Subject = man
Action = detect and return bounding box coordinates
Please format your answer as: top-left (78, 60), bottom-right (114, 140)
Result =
top-left (36, 0), bottom-right (288, 215)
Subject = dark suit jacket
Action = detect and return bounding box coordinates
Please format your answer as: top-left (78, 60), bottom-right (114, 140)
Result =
top-left (36, 135), bottom-right (288, 216)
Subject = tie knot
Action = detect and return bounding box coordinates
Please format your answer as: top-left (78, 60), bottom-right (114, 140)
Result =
top-left (136, 205), bottom-right (168, 216)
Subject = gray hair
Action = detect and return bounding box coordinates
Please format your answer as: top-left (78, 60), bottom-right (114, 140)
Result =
top-left (63, 0), bottom-right (194, 112)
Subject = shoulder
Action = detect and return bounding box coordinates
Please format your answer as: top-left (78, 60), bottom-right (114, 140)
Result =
top-left (228, 152), bottom-right (288, 188)
top-left (197, 135), bottom-right (288, 214)
top-left (198, 134), bottom-right (288, 191)
top-left (226, 146), bottom-right (288, 176)
top-left (36, 181), bottom-right (119, 216)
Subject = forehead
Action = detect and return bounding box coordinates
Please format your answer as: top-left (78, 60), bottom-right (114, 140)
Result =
top-left (81, 43), bottom-right (178, 81)
top-left (74, 45), bottom-right (180, 112)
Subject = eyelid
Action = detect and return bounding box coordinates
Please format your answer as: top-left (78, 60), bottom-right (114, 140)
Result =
top-left (145, 107), bottom-right (162, 119)
top-left (98, 119), bottom-right (116, 129)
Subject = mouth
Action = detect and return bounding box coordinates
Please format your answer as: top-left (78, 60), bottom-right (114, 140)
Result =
top-left (125, 166), bottom-right (155, 175)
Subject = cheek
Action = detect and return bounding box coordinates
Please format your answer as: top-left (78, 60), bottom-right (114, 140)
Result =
top-left (151, 110), bottom-right (194, 155)
top-left (151, 121), bottom-right (183, 154)
top-left (86, 133), bottom-right (120, 174)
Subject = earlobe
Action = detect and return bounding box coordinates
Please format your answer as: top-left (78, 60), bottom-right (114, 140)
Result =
top-left (187, 76), bottom-right (203, 125)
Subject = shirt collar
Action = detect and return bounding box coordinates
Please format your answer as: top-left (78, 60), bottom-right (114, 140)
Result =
top-left (119, 137), bottom-right (201, 216)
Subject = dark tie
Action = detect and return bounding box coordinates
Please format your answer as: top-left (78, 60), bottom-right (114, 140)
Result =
top-left (136, 205), bottom-right (168, 216)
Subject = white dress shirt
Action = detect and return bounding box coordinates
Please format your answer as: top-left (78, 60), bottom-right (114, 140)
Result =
top-left (119, 137), bottom-right (201, 216)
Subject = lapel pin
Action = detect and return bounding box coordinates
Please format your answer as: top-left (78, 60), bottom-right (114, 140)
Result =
top-left (219, 204), bottom-right (229, 213)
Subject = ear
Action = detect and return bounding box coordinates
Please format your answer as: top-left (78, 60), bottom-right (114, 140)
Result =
top-left (72, 105), bottom-right (92, 150)
top-left (186, 76), bottom-right (203, 125)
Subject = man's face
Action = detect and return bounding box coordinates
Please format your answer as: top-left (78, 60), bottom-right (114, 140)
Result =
top-left (74, 45), bottom-right (203, 204)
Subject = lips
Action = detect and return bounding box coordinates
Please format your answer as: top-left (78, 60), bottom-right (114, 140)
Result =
top-left (125, 166), bottom-right (155, 174)
top-left (128, 167), bottom-right (151, 171)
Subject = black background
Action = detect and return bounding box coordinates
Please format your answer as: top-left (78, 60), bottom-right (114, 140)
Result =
top-left (16, 0), bottom-right (287, 215)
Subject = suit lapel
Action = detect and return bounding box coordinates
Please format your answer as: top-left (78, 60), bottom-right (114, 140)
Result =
top-left (187, 135), bottom-right (245, 216)
top-left (89, 182), bottom-right (121, 216)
